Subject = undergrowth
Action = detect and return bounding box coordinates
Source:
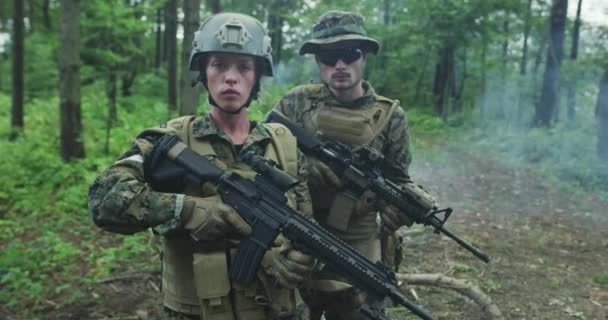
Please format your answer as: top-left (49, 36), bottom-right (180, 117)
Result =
top-left (408, 108), bottom-right (608, 199)
top-left (0, 76), bottom-right (294, 315)
top-left (1, 76), bottom-right (606, 316)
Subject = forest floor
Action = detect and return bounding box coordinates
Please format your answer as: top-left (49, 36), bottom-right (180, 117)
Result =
top-left (6, 134), bottom-right (608, 320)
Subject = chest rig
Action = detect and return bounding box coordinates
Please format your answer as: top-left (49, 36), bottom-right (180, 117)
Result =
top-left (301, 84), bottom-right (400, 150)
top-left (302, 85), bottom-right (399, 236)
top-left (159, 116), bottom-right (299, 320)
top-left (295, 84), bottom-right (401, 292)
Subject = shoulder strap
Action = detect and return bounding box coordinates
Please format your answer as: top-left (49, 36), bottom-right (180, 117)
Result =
top-left (168, 115), bottom-right (217, 157)
top-left (362, 97), bottom-right (400, 147)
top-left (262, 123), bottom-right (298, 176)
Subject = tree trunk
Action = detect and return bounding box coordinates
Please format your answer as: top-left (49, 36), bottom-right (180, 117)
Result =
top-left (452, 48), bottom-right (467, 114)
top-left (28, 0), bottom-right (35, 32)
top-left (597, 70), bottom-right (608, 160)
top-left (499, 14), bottom-right (509, 119)
top-left (520, 0), bottom-right (533, 75)
top-left (206, 0), bottom-right (221, 13)
top-left (180, 0), bottom-right (201, 116)
top-left (165, 0), bottom-right (178, 112)
top-left (0, 54), bottom-right (3, 91)
top-left (518, 0), bottom-right (533, 122)
top-left (59, 0), bottom-right (85, 160)
top-left (383, 0), bottom-right (390, 25)
top-left (413, 54), bottom-right (429, 104)
top-left (11, 0), bottom-right (25, 139)
top-left (534, 0), bottom-right (568, 127)
top-left (595, 69), bottom-right (608, 163)
top-left (480, 38), bottom-right (487, 120)
top-left (122, 70), bottom-right (136, 97)
top-left (43, 0), bottom-right (52, 30)
top-left (121, 0), bottom-right (143, 97)
top-left (533, 32), bottom-right (548, 75)
top-left (155, 8), bottom-right (162, 69)
top-left (501, 16), bottom-right (509, 76)
top-left (107, 71), bottom-right (117, 124)
top-left (566, 0), bottom-right (583, 121)
top-left (267, 9), bottom-right (284, 65)
top-left (105, 71), bottom-right (117, 155)
top-left (433, 46), bottom-right (454, 119)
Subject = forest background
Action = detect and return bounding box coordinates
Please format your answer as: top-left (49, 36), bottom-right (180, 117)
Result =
top-left (1, 0), bottom-right (607, 319)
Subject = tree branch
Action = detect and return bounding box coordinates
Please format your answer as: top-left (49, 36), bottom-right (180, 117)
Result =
top-left (396, 273), bottom-right (504, 320)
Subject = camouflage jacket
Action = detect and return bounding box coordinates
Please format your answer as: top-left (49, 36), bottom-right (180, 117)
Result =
top-left (271, 81), bottom-right (412, 184)
top-left (88, 114), bottom-right (311, 236)
top-left (269, 81), bottom-right (412, 241)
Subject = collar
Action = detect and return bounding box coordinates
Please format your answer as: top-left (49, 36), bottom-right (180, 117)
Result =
top-left (191, 114), bottom-right (272, 147)
top-left (320, 80), bottom-right (376, 108)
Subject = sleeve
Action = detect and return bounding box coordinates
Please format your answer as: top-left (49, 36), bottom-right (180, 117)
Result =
top-left (293, 149), bottom-right (313, 219)
top-left (380, 107), bottom-right (413, 185)
top-left (88, 132), bottom-right (185, 236)
top-left (266, 86), bottom-right (307, 123)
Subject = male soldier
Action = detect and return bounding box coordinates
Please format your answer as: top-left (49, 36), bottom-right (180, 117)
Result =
top-left (89, 13), bottom-right (314, 320)
top-left (268, 10), bottom-right (422, 320)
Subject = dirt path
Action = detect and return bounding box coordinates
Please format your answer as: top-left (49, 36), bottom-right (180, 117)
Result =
top-left (38, 139), bottom-right (608, 320)
top-left (393, 140), bottom-right (608, 319)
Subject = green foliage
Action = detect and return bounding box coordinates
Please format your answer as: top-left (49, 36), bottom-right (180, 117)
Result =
top-left (23, 32), bottom-right (59, 98)
top-left (0, 80), bottom-right (166, 312)
top-left (593, 273), bottom-right (608, 286)
top-left (81, 1), bottom-right (152, 70)
top-left (249, 80), bottom-right (294, 121)
top-left (0, 74), bottom-right (290, 311)
top-left (483, 278), bottom-right (502, 293)
top-left (407, 108), bottom-right (447, 133)
top-left (1, 0), bottom-right (608, 316)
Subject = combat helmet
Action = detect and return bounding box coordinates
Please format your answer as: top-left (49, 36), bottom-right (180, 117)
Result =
top-left (300, 10), bottom-right (379, 55)
top-left (189, 13), bottom-right (273, 112)
top-left (189, 12), bottom-right (273, 77)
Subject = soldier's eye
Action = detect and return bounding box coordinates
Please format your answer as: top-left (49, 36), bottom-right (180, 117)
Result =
top-left (238, 62), bottom-right (253, 72)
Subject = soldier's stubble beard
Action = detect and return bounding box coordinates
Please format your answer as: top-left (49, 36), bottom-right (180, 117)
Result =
top-left (320, 58), bottom-right (366, 102)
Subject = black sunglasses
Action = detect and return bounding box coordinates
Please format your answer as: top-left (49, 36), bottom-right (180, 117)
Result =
top-left (316, 48), bottom-right (363, 66)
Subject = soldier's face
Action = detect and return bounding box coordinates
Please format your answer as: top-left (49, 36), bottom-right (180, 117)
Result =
top-left (206, 53), bottom-right (256, 112)
top-left (316, 47), bottom-right (365, 92)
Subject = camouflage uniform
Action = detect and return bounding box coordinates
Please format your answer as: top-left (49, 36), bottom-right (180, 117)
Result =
top-left (269, 11), bottom-right (411, 320)
top-left (90, 115), bottom-right (312, 320)
top-left (90, 12), bottom-right (317, 319)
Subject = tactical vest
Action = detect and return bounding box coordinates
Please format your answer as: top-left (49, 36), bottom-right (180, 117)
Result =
top-left (301, 84), bottom-right (399, 240)
top-left (296, 84), bottom-right (399, 292)
top-left (158, 116), bottom-right (299, 320)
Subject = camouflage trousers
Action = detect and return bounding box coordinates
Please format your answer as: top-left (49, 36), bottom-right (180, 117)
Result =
top-left (299, 288), bottom-right (384, 320)
top-left (163, 307), bottom-right (199, 320)
top-left (163, 306), bottom-right (304, 320)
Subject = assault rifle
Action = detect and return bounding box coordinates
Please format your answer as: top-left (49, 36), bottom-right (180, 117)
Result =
top-left (147, 134), bottom-right (434, 320)
top-left (266, 111), bottom-right (490, 263)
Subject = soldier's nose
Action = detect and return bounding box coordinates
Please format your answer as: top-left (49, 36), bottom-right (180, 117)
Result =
top-left (335, 59), bottom-right (347, 68)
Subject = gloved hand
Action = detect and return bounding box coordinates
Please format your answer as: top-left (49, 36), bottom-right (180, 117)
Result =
top-left (269, 241), bottom-right (315, 289)
top-left (181, 195), bottom-right (252, 241)
top-left (380, 204), bottom-right (414, 233)
top-left (353, 189), bottom-right (382, 215)
top-left (309, 158), bottom-right (342, 188)
top-left (379, 183), bottom-right (437, 232)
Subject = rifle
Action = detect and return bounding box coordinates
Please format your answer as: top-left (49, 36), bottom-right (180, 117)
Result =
top-left (147, 134), bottom-right (434, 320)
top-left (266, 111), bottom-right (490, 263)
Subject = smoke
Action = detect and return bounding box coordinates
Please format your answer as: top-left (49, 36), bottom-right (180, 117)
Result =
top-left (450, 67), bottom-right (608, 194)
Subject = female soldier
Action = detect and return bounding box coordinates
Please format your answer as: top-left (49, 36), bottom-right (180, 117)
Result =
top-left (89, 13), bottom-right (313, 320)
